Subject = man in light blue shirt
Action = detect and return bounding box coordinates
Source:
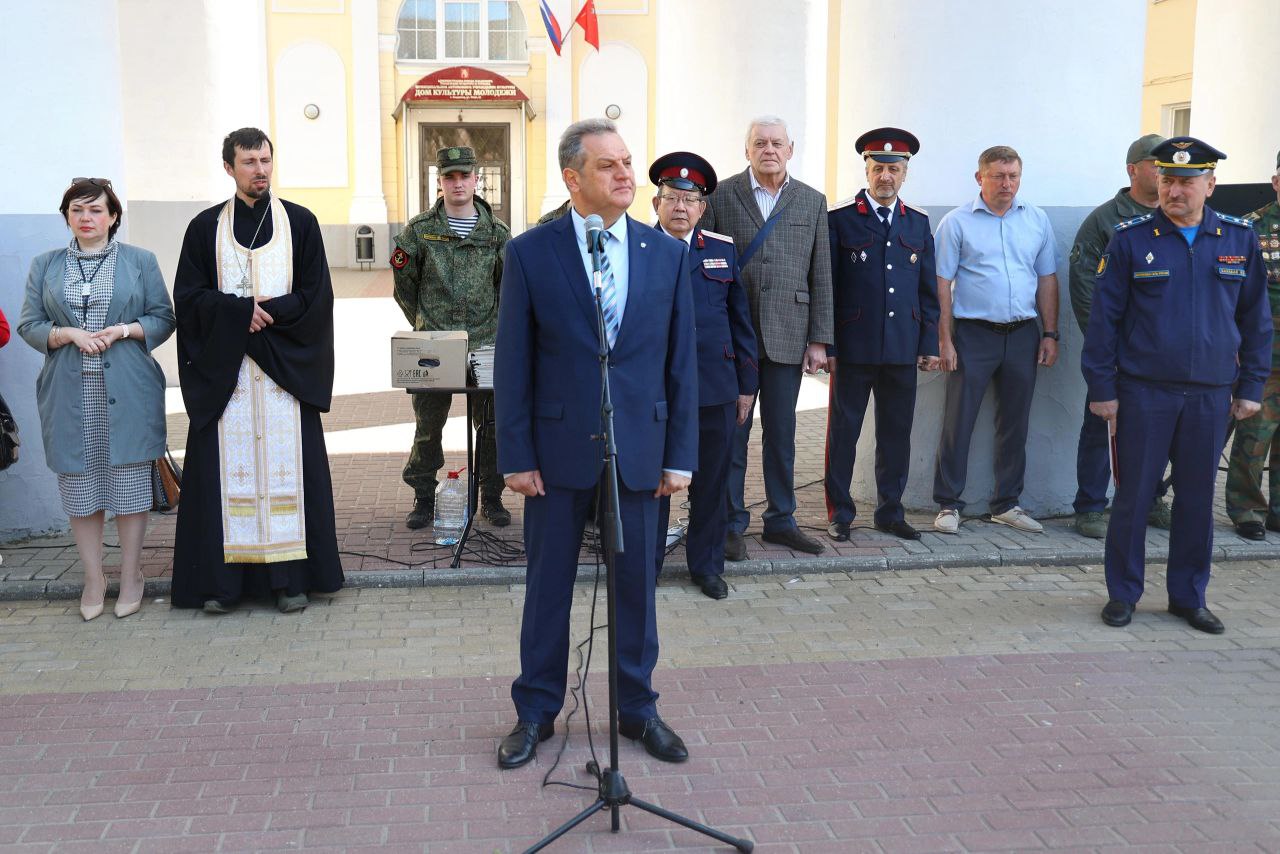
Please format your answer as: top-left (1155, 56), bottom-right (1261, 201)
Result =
top-left (932, 145), bottom-right (1060, 535)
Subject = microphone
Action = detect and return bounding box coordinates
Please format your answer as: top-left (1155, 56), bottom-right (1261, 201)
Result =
top-left (584, 214), bottom-right (605, 274)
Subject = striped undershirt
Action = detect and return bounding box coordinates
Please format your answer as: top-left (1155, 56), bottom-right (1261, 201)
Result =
top-left (447, 213), bottom-right (480, 238)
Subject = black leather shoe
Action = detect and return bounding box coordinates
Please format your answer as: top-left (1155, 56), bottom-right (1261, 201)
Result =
top-left (692, 574), bottom-right (728, 600)
top-left (1235, 521), bottom-right (1266, 541)
top-left (876, 520), bottom-right (922, 540)
top-left (276, 592), bottom-right (308, 613)
top-left (497, 721), bottom-right (554, 769)
top-left (1168, 605), bottom-right (1225, 634)
top-left (482, 495), bottom-right (511, 527)
top-left (405, 495), bottom-right (434, 530)
top-left (724, 531), bottom-right (748, 562)
top-left (761, 527), bottom-right (825, 554)
top-left (827, 520), bottom-right (850, 541)
top-left (1101, 599), bottom-right (1134, 627)
top-left (619, 717), bottom-right (688, 763)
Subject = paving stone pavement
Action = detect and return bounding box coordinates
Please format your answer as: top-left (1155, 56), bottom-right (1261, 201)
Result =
top-left (4, 391), bottom-right (1280, 599)
top-left (0, 561), bottom-right (1278, 851)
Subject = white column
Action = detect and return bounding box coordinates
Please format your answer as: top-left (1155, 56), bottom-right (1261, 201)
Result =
top-left (655, 0), bottom-right (820, 182)
top-left (204, 0), bottom-right (270, 203)
top-left (540, 3), bottom-right (573, 215)
top-left (1189, 0), bottom-right (1280, 184)
top-left (0, 0), bottom-right (128, 538)
top-left (830, 0), bottom-right (1148, 515)
top-left (349, 0), bottom-right (389, 225)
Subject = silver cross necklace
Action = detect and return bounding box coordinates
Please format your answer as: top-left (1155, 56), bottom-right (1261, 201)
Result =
top-left (233, 199), bottom-right (272, 296)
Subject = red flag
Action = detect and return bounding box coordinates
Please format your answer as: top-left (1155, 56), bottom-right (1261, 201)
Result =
top-left (574, 0), bottom-right (599, 50)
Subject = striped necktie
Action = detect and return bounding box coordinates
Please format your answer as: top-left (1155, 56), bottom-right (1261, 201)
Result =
top-left (597, 232), bottom-right (620, 349)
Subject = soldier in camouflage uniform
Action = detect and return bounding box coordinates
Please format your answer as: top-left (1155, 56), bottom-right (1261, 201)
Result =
top-left (1225, 149), bottom-right (1280, 540)
top-left (535, 198), bottom-right (571, 225)
top-left (1068, 134), bottom-right (1172, 538)
top-left (391, 146), bottom-right (512, 529)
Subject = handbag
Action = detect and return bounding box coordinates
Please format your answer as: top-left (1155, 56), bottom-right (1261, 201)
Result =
top-left (151, 447), bottom-right (182, 512)
top-left (0, 391), bottom-right (19, 471)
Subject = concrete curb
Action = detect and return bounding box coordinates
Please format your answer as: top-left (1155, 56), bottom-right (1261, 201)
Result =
top-left (9, 542), bottom-right (1280, 601)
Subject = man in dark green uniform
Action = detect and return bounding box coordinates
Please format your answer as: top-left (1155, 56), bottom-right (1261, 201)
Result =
top-left (391, 146), bottom-right (511, 529)
top-left (1225, 148), bottom-right (1280, 539)
top-left (1069, 134), bottom-right (1172, 538)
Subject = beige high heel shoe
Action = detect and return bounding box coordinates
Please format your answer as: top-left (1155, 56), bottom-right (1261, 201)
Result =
top-left (80, 599), bottom-right (105, 621)
top-left (114, 572), bottom-right (145, 619)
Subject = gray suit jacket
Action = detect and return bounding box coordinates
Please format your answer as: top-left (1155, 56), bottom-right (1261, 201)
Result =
top-left (18, 243), bottom-right (175, 473)
top-left (701, 168), bottom-right (833, 364)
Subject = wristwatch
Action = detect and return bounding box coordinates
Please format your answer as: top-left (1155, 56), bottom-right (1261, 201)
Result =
top-left (1041, 330), bottom-right (1060, 341)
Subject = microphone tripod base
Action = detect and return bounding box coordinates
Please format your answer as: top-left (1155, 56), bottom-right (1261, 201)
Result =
top-left (523, 764), bottom-right (753, 853)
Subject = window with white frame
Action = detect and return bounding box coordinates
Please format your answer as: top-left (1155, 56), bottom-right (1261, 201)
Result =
top-left (1163, 102), bottom-right (1191, 138)
top-left (397, 0), bottom-right (528, 62)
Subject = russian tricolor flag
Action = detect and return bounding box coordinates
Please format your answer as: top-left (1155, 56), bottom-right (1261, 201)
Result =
top-left (539, 0), bottom-right (564, 56)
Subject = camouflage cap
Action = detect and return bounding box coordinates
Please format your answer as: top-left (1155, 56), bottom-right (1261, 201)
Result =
top-left (437, 146), bottom-right (477, 173)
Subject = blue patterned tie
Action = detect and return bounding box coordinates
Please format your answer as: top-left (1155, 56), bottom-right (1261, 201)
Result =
top-left (597, 232), bottom-right (620, 349)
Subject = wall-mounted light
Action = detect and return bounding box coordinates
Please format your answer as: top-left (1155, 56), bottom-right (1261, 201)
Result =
top-left (604, 104), bottom-right (621, 120)
top-left (303, 103), bottom-right (321, 120)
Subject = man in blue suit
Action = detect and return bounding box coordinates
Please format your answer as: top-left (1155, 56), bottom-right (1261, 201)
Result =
top-left (825, 128), bottom-right (940, 542)
top-left (648, 151), bottom-right (759, 600)
top-left (493, 119), bottom-right (699, 769)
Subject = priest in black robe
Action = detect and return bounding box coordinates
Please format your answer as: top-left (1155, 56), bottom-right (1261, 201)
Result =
top-left (171, 127), bottom-right (343, 613)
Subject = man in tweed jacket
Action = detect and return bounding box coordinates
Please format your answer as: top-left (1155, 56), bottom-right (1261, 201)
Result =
top-left (701, 116), bottom-right (834, 558)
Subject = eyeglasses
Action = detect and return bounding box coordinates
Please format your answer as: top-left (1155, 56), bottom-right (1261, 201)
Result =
top-left (70, 177), bottom-right (113, 189)
top-left (657, 193), bottom-right (704, 207)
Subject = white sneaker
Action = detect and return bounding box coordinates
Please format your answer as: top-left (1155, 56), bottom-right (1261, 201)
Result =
top-left (933, 509), bottom-right (960, 534)
top-left (990, 506), bottom-right (1043, 533)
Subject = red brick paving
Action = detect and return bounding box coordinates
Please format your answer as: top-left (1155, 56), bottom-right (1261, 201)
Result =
top-left (2, 649), bottom-right (1278, 852)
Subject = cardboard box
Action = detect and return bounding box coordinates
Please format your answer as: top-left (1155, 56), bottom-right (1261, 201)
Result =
top-left (391, 331), bottom-right (468, 389)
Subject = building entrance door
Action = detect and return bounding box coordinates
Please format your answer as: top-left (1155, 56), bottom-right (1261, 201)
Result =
top-left (419, 123), bottom-right (511, 224)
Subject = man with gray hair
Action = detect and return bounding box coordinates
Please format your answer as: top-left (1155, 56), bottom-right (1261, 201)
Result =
top-left (493, 118), bottom-right (698, 769)
top-left (701, 116), bottom-right (834, 559)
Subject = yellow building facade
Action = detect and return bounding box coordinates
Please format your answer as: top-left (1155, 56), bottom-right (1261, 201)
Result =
top-left (261, 0), bottom-right (662, 261)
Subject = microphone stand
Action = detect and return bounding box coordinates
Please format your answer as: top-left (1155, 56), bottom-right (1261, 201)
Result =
top-left (524, 229), bottom-right (752, 853)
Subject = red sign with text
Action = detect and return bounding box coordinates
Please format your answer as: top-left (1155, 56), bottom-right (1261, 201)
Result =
top-left (401, 66), bottom-right (529, 103)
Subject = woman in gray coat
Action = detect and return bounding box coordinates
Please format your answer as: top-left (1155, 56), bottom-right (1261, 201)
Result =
top-left (18, 178), bottom-right (175, 621)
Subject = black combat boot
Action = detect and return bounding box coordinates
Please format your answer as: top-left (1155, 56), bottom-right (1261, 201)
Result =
top-left (482, 493), bottom-right (511, 527)
top-left (405, 493), bottom-right (434, 529)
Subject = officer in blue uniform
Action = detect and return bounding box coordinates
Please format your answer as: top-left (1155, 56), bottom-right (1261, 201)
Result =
top-left (1082, 136), bottom-right (1271, 634)
top-left (824, 128), bottom-right (940, 541)
top-left (649, 152), bottom-right (759, 599)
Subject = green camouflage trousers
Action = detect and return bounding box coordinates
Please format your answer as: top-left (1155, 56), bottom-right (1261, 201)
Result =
top-left (1225, 373), bottom-right (1280, 524)
top-left (402, 391), bottom-right (500, 499)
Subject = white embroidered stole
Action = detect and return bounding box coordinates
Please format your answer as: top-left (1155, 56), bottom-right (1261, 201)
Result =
top-left (214, 197), bottom-right (308, 563)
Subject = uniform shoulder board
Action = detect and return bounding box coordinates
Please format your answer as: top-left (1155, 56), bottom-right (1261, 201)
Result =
top-left (1243, 209), bottom-right (1262, 223)
top-left (1218, 212), bottom-right (1251, 228)
top-left (700, 228), bottom-right (734, 244)
top-left (828, 194), bottom-right (861, 213)
top-left (1113, 212), bottom-right (1154, 232)
top-left (903, 202), bottom-right (930, 218)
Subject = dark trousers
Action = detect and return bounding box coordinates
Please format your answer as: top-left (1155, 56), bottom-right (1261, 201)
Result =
top-left (658, 401), bottom-right (736, 578)
top-left (1105, 379), bottom-right (1229, 608)
top-left (402, 391), bottom-right (499, 498)
top-left (727, 358), bottom-right (804, 535)
top-left (824, 362), bottom-right (918, 526)
top-left (933, 320), bottom-right (1039, 514)
top-left (1074, 401), bottom-right (1169, 513)
top-left (512, 482), bottom-right (660, 725)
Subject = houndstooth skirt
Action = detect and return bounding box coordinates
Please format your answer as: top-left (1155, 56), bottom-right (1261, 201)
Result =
top-left (57, 371), bottom-right (152, 517)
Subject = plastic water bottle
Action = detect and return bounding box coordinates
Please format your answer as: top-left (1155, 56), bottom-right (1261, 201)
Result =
top-left (434, 467), bottom-right (468, 546)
